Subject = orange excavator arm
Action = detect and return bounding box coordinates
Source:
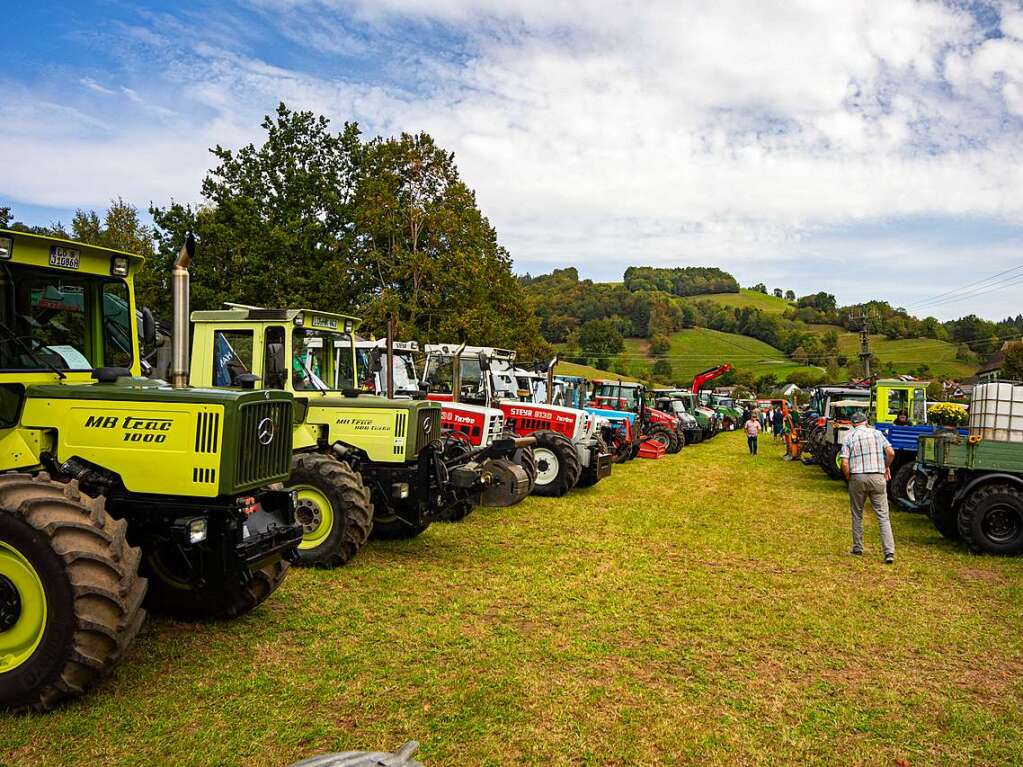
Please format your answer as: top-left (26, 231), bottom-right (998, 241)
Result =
top-left (691, 364), bottom-right (733, 394)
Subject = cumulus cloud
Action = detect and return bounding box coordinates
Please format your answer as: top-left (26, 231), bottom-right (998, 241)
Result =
top-left (6, 1), bottom-right (1023, 317)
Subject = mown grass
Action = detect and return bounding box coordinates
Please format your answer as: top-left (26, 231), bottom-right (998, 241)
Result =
top-left (3, 434), bottom-right (1022, 766)
top-left (677, 289), bottom-right (793, 315)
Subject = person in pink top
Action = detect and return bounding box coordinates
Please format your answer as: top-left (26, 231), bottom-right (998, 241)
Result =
top-left (744, 412), bottom-right (761, 455)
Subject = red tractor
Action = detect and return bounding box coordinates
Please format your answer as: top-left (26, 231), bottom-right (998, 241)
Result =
top-left (590, 380), bottom-right (684, 454)
top-left (423, 345), bottom-right (613, 496)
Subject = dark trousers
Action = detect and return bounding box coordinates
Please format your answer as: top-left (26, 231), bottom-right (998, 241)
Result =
top-left (748, 435), bottom-right (758, 454)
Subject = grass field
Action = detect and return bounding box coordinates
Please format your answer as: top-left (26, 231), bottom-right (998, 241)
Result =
top-left (623, 327), bottom-right (820, 383)
top-left (833, 333), bottom-right (976, 379)
top-left (677, 288), bottom-right (793, 315)
top-left (5, 435), bottom-right (1022, 766)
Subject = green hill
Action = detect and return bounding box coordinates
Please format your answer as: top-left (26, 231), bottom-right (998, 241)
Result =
top-left (833, 333), bottom-right (975, 379)
top-left (678, 288), bottom-right (792, 315)
top-left (555, 360), bottom-right (638, 382)
top-left (619, 327), bottom-right (821, 384)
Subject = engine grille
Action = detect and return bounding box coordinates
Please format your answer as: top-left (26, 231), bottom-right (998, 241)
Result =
top-left (486, 412), bottom-right (505, 445)
top-left (414, 407), bottom-right (440, 454)
top-left (234, 400), bottom-right (292, 489)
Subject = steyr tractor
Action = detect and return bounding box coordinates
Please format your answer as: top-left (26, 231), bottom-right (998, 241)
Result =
top-left (590, 380), bottom-right (682, 454)
top-left (422, 345), bottom-right (612, 496)
top-left (189, 308), bottom-right (531, 556)
top-left (0, 230), bottom-right (302, 711)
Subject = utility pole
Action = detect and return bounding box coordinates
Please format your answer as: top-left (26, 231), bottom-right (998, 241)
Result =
top-left (849, 310), bottom-right (873, 379)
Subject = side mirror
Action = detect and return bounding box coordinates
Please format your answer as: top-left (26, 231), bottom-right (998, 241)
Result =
top-left (370, 347), bottom-right (383, 373)
top-left (141, 307), bottom-right (157, 348)
top-left (477, 351), bottom-right (490, 372)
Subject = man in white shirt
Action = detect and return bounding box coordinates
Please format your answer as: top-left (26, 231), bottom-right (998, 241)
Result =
top-left (840, 411), bottom-right (896, 564)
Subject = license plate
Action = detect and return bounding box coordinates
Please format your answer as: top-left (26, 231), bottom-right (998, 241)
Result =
top-left (49, 246), bottom-right (80, 270)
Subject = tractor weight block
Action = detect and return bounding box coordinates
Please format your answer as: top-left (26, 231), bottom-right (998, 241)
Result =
top-left (480, 458), bottom-right (530, 507)
top-left (449, 462), bottom-right (483, 489)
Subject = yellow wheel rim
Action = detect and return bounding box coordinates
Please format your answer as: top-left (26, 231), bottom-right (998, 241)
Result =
top-left (293, 486), bottom-right (335, 551)
top-left (0, 540), bottom-right (47, 673)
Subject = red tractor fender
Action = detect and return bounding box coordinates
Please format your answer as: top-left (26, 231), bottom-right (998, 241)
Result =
top-left (646, 408), bottom-right (679, 427)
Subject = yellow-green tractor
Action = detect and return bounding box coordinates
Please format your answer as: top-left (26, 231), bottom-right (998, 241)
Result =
top-left (0, 230), bottom-right (302, 711)
top-left (188, 306), bottom-right (531, 564)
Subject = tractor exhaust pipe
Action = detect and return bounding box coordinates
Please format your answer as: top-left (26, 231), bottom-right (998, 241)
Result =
top-left (170, 233), bottom-right (195, 389)
top-left (451, 343), bottom-right (466, 403)
top-left (386, 315), bottom-right (395, 399)
top-left (546, 355), bottom-right (558, 404)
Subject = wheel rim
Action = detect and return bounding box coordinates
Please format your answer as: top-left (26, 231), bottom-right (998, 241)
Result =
top-left (982, 505), bottom-right (1022, 544)
top-left (0, 540), bottom-right (47, 673)
top-left (293, 485), bottom-right (335, 550)
top-left (651, 432), bottom-right (670, 448)
top-left (533, 447), bottom-right (560, 486)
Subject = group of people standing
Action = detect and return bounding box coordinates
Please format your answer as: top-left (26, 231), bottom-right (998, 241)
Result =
top-left (741, 403), bottom-right (784, 456)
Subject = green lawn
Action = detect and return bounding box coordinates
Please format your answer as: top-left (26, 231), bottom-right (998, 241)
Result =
top-left (624, 327), bottom-right (821, 383)
top-left (678, 288), bottom-right (793, 315)
top-left (5, 435), bottom-right (1022, 765)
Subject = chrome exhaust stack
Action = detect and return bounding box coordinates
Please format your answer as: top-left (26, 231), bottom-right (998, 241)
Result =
top-left (170, 233), bottom-right (195, 388)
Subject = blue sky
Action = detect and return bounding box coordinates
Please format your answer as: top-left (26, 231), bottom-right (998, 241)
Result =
top-left (5, 1), bottom-right (1023, 321)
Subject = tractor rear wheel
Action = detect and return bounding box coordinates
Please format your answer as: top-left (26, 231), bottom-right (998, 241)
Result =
top-left (822, 445), bottom-right (844, 480)
top-left (958, 483), bottom-right (1023, 555)
top-left (145, 550), bottom-right (289, 620)
top-left (929, 480), bottom-right (960, 540)
top-left (531, 431), bottom-right (582, 497)
top-left (288, 453), bottom-right (373, 568)
top-left (0, 473), bottom-right (146, 711)
top-left (647, 424), bottom-right (677, 453)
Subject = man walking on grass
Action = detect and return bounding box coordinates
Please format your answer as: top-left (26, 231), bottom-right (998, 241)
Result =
top-left (744, 411), bottom-right (761, 455)
top-left (840, 411), bottom-right (896, 564)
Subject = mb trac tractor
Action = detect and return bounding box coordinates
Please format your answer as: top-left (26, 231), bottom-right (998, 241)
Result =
top-left (0, 230), bottom-right (302, 711)
top-left (917, 383), bottom-right (1023, 555)
top-left (422, 345), bottom-right (612, 495)
top-left (190, 309), bottom-right (531, 553)
top-left (591, 380), bottom-right (681, 455)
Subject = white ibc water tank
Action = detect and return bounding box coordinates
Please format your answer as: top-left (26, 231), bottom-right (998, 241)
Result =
top-left (970, 382), bottom-right (1023, 442)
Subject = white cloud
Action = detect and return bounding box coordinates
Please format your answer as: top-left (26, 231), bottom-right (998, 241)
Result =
top-left (6, 1), bottom-right (1023, 318)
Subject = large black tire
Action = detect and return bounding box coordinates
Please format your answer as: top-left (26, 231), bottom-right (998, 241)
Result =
top-left (929, 480), bottom-right (960, 540)
top-left (531, 430), bottom-right (582, 497)
top-left (822, 445), bottom-right (844, 480)
top-left (0, 473), bottom-right (146, 711)
top-left (287, 453), bottom-right (373, 568)
top-left (889, 462), bottom-right (919, 512)
top-left (958, 483), bottom-right (1023, 556)
top-left (647, 424), bottom-right (678, 453)
top-left (513, 445), bottom-right (537, 496)
top-left (145, 552), bottom-right (289, 620)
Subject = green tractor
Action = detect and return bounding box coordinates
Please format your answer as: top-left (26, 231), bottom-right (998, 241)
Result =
top-left (189, 307), bottom-right (531, 562)
top-left (0, 230), bottom-right (302, 710)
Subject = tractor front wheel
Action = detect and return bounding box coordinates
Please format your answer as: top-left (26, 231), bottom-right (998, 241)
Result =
top-left (929, 480), bottom-right (960, 540)
top-left (958, 483), bottom-right (1023, 556)
top-left (531, 431), bottom-right (582, 497)
top-left (288, 453), bottom-right (373, 568)
top-left (0, 474), bottom-right (146, 711)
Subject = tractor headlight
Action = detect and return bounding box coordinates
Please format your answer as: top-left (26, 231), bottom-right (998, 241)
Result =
top-left (110, 256), bottom-right (129, 276)
top-left (294, 315), bottom-right (304, 326)
top-left (0, 235), bottom-right (12, 260)
top-left (344, 319), bottom-right (354, 333)
top-left (188, 518), bottom-right (208, 544)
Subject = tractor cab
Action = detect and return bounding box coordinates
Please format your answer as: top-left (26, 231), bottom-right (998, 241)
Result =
top-left (354, 338), bottom-right (423, 398)
top-left (872, 380), bottom-right (928, 426)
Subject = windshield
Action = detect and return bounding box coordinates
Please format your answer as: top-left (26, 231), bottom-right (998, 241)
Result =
top-left (0, 263), bottom-right (133, 372)
top-left (595, 383), bottom-right (640, 410)
top-left (292, 328), bottom-right (354, 391)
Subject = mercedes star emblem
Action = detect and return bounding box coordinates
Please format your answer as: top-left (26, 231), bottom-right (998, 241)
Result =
top-left (257, 417), bottom-right (275, 445)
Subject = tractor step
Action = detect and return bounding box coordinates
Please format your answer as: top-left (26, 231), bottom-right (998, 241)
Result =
top-left (637, 438), bottom-right (667, 460)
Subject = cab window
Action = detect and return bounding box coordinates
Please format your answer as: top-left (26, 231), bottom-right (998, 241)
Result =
top-left (102, 281), bottom-right (134, 368)
top-left (212, 329), bottom-right (254, 387)
top-left (262, 327), bottom-right (287, 390)
top-left (887, 388), bottom-right (908, 419)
